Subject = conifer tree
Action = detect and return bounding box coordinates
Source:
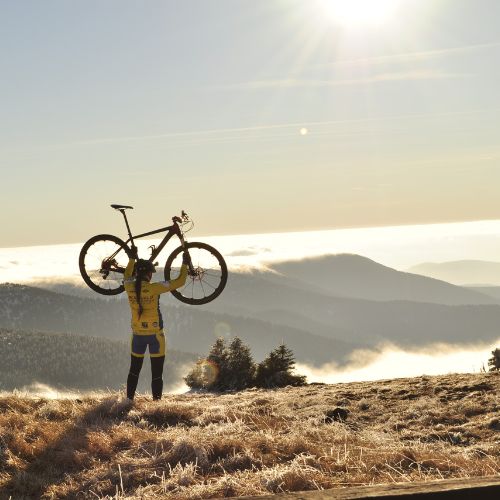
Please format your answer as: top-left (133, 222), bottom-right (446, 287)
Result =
top-left (206, 336), bottom-right (230, 390)
top-left (227, 337), bottom-right (256, 390)
top-left (488, 348), bottom-right (500, 371)
top-left (185, 339), bottom-right (306, 391)
top-left (255, 343), bottom-right (306, 388)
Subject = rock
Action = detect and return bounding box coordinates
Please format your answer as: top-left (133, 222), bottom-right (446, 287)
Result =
top-left (488, 418), bottom-right (500, 431)
top-left (325, 407), bottom-right (349, 423)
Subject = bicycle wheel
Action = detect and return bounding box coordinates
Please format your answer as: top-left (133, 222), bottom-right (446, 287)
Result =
top-left (79, 234), bottom-right (132, 295)
top-left (164, 242), bottom-right (228, 305)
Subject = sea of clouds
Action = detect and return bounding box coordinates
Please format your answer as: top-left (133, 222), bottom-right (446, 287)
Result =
top-left (3, 219), bottom-right (500, 283)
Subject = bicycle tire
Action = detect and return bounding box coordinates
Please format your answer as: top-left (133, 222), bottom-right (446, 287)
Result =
top-left (164, 242), bottom-right (228, 305)
top-left (79, 234), bottom-right (132, 295)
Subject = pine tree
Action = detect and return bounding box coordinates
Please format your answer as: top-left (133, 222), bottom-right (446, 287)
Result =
top-left (227, 337), bottom-right (256, 390)
top-left (488, 348), bottom-right (500, 372)
top-left (255, 343), bottom-right (307, 388)
top-left (206, 336), bottom-right (230, 390)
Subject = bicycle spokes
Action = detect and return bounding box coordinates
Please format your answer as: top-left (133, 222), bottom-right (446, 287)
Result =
top-left (165, 242), bottom-right (227, 305)
top-left (79, 236), bottom-right (130, 294)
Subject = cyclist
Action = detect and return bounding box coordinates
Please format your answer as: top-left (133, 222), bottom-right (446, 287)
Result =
top-left (123, 248), bottom-right (189, 400)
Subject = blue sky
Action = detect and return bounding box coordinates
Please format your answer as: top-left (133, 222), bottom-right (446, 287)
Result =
top-left (1, 0), bottom-right (499, 246)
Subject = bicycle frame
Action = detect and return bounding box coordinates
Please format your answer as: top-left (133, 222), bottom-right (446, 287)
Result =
top-left (108, 209), bottom-right (188, 271)
top-left (132, 224), bottom-right (184, 258)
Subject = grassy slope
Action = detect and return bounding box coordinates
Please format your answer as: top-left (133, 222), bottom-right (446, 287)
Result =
top-left (0, 372), bottom-right (498, 499)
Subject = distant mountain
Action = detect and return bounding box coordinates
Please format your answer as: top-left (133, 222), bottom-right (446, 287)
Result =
top-left (5, 252), bottom-right (500, 368)
top-left (408, 260), bottom-right (500, 286)
top-left (200, 272), bottom-right (500, 346)
top-left (270, 254), bottom-right (498, 305)
top-left (0, 283), bottom-right (358, 365)
top-left (193, 266), bottom-right (500, 348)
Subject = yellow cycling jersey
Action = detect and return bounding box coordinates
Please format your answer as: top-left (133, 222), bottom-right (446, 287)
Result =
top-left (124, 259), bottom-right (187, 334)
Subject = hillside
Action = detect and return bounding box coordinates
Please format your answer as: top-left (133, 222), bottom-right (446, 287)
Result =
top-left (468, 286), bottom-right (500, 302)
top-left (198, 272), bottom-right (500, 347)
top-left (271, 254), bottom-right (498, 304)
top-left (0, 283), bottom-right (358, 365)
top-left (0, 328), bottom-right (196, 393)
top-left (0, 372), bottom-right (498, 498)
top-left (4, 277), bottom-right (500, 364)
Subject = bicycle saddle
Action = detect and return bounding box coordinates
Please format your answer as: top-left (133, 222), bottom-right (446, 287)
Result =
top-left (111, 204), bottom-right (134, 210)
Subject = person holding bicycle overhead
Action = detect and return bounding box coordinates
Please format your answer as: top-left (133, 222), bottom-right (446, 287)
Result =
top-left (123, 247), bottom-right (189, 401)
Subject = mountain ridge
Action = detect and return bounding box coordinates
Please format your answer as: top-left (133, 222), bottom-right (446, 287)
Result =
top-left (270, 254), bottom-right (499, 305)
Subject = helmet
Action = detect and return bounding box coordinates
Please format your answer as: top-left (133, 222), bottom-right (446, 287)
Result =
top-left (135, 259), bottom-right (156, 276)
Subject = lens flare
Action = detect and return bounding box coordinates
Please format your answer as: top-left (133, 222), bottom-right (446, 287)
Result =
top-left (214, 321), bottom-right (231, 338)
top-left (199, 359), bottom-right (219, 386)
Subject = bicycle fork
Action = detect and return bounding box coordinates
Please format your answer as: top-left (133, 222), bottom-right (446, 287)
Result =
top-left (179, 234), bottom-right (196, 276)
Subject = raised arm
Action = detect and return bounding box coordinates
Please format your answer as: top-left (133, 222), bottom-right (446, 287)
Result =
top-left (150, 264), bottom-right (188, 294)
top-left (124, 245), bottom-right (138, 280)
top-left (124, 258), bottom-right (135, 279)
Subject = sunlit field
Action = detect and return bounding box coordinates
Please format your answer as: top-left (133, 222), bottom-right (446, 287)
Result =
top-left (0, 372), bottom-right (498, 498)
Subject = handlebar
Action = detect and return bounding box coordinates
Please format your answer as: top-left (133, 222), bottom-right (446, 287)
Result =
top-left (172, 210), bottom-right (190, 225)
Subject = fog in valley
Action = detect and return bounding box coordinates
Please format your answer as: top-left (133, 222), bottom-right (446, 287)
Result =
top-left (1, 222), bottom-right (500, 393)
top-left (297, 339), bottom-right (499, 385)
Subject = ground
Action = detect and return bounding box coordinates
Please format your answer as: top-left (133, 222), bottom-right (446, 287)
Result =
top-left (0, 372), bottom-right (498, 499)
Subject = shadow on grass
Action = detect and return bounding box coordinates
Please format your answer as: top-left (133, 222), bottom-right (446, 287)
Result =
top-left (1, 397), bottom-right (133, 499)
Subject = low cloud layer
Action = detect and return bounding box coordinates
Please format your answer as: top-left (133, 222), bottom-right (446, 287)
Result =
top-left (4, 220), bottom-right (500, 284)
top-left (296, 339), bottom-right (500, 384)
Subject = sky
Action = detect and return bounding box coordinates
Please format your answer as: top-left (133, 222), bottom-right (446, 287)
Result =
top-left (1, 0), bottom-right (500, 247)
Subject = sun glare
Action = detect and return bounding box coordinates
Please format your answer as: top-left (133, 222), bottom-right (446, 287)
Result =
top-left (321, 0), bottom-right (400, 27)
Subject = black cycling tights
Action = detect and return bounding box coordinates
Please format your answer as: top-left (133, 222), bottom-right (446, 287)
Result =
top-left (127, 355), bottom-right (165, 400)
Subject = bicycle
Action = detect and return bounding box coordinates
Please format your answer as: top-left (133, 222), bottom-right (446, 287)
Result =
top-left (78, 204), bottom-right (227, 305)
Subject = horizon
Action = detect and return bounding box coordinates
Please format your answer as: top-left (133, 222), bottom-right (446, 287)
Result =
top-left (3, 218), bottom-right (500, 284)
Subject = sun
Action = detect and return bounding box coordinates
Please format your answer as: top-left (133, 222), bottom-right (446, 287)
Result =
top-left (321, 0), bottom-right (400, 27)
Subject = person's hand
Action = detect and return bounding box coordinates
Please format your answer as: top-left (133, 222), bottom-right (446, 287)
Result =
top-left (130, 245), bottom-right (138, 259)
top-left (182, 252), bottom-right (190, 265)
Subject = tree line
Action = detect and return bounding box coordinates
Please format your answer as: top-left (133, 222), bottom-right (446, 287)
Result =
top-left (0, 328), bottom-right (194, 392)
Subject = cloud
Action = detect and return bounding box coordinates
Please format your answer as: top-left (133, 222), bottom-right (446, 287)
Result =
top-left (296, 339), bottom-right (500, 384)
top-left (226, 247), bottom-right (272, 257)
top-left (217, 41), bottom-right (497, 93)
top-left (23, 106), bottom-right (492, 150)
top-left (316, 41), bottom-right (500, 68)
top-left (223, 70), bottom-right (469, 91)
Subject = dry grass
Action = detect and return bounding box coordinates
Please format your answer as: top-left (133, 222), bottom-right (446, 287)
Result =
top-left (0, 372), bottom-right (499, 499)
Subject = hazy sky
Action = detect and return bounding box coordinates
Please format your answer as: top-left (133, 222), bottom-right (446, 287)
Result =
top-left (1, 0), bottom-right (499, 247)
